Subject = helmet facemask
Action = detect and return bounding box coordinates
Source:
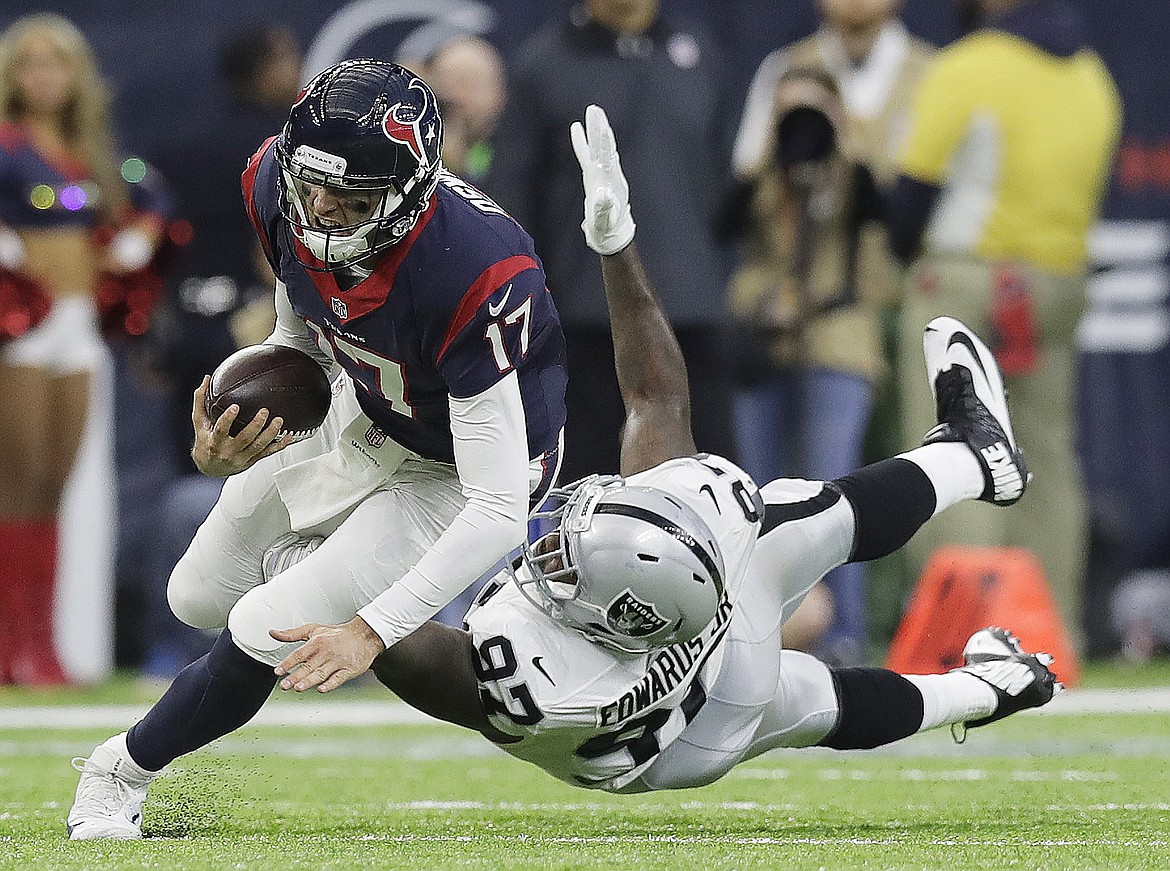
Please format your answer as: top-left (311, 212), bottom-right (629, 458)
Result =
top-left (276, 142), bottom-right (440, 271)
top-left (514, 475), bottom-right (726, 654)
top-left (518, 474), bottom-right (617, 605)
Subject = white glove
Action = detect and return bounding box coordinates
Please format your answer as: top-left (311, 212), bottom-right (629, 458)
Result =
top-left (108, 227), bottom-right (155, 272)
top-left (0, 226), bottom-right (26, 270)
top-left (570, 104), bottom-right (636, 256)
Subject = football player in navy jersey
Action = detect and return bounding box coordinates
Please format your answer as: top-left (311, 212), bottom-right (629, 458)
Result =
top-left (67, 60), bottom-right (567, 839)
top-left (294, 107), bottom-right (1063, 793)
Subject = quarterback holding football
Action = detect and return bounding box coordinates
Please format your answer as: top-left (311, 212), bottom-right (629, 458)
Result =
top-left (67, 98), bottom-right (1058, 833)
top-left (68, 60), bottom-right (567, 838)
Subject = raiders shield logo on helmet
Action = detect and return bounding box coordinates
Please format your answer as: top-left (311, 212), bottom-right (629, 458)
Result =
top-left (606, 589), bottom-right (670, 638)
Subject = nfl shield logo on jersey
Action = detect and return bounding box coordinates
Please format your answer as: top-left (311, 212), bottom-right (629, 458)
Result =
top-left (365, 424), bottom-right (386, 448)
top-left (607, 590), bottom-right (670, 638)
top-left (331, 297), bottom-right (348, 320)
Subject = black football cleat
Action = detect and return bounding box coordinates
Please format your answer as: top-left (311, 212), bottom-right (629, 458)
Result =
top-left (951, 627), bottom-right (1062, 742)
top-left (921, 316), bottom-right (1029, 505)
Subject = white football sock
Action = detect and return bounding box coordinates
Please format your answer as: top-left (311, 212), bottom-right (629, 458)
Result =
top-left (904, 672), bottom-right (998, 731)
top-left (898, 442), bottom-right (984, 516)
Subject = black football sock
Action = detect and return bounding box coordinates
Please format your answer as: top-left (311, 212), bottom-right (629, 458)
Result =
top-left (126, 629), bottom-right (277, 771)
top-left (818, 667), bottom-right (926, 750)
top-left (830, 458), bottom-right (937, 561)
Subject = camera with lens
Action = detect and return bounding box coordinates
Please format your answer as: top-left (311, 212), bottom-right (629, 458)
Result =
top-left (775, 104), bottom-right (837, 166)
top-left (774, 102), bottom-right (838, 190)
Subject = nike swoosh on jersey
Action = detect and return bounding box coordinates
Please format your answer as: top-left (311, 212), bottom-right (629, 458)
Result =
top-left (531, 656), bottom-right (555, 685)
top-left (487, 284), bottom-right (513, 317)
top-left (698, 484), bottom-right (721, 513)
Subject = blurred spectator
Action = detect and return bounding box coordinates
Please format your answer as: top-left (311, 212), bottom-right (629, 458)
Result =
top-left (221, 24), bottom-right (303, 114)
top-left (155, 24), bottom-right (301, 296)
top-left (724, 0), bottom-right (934, 664)
top-left (733, 0), bottom-right (933, 187)
top-left (888, 0), bottom-right (1122, 647)
top-left (1111, 570), bottom-right (1170, 664)
top-left (422, 36), bottom-right (506, 185)
top-left (719, 68), bottom-right (884, 665)
top-left (486, 0), bottom-right (737, 483)
top-left (0, 13), bottom-right (173, 685)
top-left (131, 26), bottom-right (299, 680)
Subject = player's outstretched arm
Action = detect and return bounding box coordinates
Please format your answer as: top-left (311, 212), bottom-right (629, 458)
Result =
top-left (571, 105), bottom-right (696, 475)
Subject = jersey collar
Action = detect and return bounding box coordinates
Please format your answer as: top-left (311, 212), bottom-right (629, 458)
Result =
top-left (299, 193), bottom-right (437, 325)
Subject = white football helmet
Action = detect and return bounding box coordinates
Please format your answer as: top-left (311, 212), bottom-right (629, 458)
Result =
top-left (514, 475), bottom-right (726, 654)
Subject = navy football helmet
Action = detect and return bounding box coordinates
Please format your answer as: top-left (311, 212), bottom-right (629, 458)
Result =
top-left (275, 59), bottom-right (444, 271)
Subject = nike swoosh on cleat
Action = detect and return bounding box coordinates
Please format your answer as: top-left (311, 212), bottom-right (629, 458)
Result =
top-left (488, 284), bottom-right (513, 318)
top-left (531, 656), bottom-right (555, 685)
top-left (947, 331), bottom-right (991, 382)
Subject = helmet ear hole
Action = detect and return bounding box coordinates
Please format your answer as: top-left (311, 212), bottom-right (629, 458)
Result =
top-left (637, 554), bottom-right (659, 563)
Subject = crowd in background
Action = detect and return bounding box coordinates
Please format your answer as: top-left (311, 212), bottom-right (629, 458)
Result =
top-left (0, 0), bottom-right (1165, 687)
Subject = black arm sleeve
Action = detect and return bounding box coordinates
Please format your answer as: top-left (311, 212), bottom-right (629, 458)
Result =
top-left (830, 457), bottom-right (937, 562)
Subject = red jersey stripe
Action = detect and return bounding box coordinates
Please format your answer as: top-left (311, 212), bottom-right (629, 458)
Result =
top-left (435, 254), bottom-right (540, 363)
top-left (241, 136), bottom-right (278, 264)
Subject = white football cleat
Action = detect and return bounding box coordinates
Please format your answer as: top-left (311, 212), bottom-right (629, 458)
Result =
top-left (922, 316), bottom-right (1029, 505)
top-left (66, 733), bottom-right (158, 840)
top-left (951, 627), bottom-right (1062, 742)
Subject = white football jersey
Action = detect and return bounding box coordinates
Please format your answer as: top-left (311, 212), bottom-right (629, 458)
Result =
top-left (466, 454), bottom-right (763, 791)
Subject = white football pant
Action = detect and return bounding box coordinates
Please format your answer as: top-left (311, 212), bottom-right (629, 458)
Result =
top-left (168, 378), bottom-right (465, 666)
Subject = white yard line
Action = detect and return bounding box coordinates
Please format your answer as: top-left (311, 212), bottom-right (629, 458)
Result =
top-left (0, 687), bottom-right (1167, 730)
top-left (352, 833), bottom-right (1168, 847)
top-left (0, 699), bottom-right (437, 729)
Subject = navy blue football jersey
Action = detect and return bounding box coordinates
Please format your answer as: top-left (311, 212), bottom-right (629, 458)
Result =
top-left (242, 137), bottom-right (567, 465)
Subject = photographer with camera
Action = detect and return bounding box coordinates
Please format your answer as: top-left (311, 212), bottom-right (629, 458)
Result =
top-left (719, 67), bottom-right (884, 664)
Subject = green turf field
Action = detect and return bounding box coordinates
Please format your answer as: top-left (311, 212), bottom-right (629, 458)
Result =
top-left (2, 679), bottom-right (1169, 871)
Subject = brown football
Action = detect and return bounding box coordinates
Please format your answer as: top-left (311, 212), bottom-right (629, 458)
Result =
top-left (206, 345), bottom-right (331, 441)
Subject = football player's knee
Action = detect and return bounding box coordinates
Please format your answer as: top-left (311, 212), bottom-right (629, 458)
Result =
top-left (167, 560), bottom-right (230, 630)
top-left (226, 587), bottom-right (296, 667)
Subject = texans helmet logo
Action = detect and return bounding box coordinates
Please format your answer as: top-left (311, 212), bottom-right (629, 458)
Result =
top-left (382, 79), bottom-right (436, 166)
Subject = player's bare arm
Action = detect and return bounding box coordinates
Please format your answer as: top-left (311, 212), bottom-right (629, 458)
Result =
top-left (600, 245), bottom-right (695, 475)
top-left (190, 375), bottom-right (287, 478)
top-left (369, 622), bottom-right (516, 742)
top-left (571, 105), bottom-right (696, 475)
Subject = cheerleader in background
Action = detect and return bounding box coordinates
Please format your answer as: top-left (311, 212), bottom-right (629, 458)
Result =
top-left (0, 13), bottom-right (175, 685)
